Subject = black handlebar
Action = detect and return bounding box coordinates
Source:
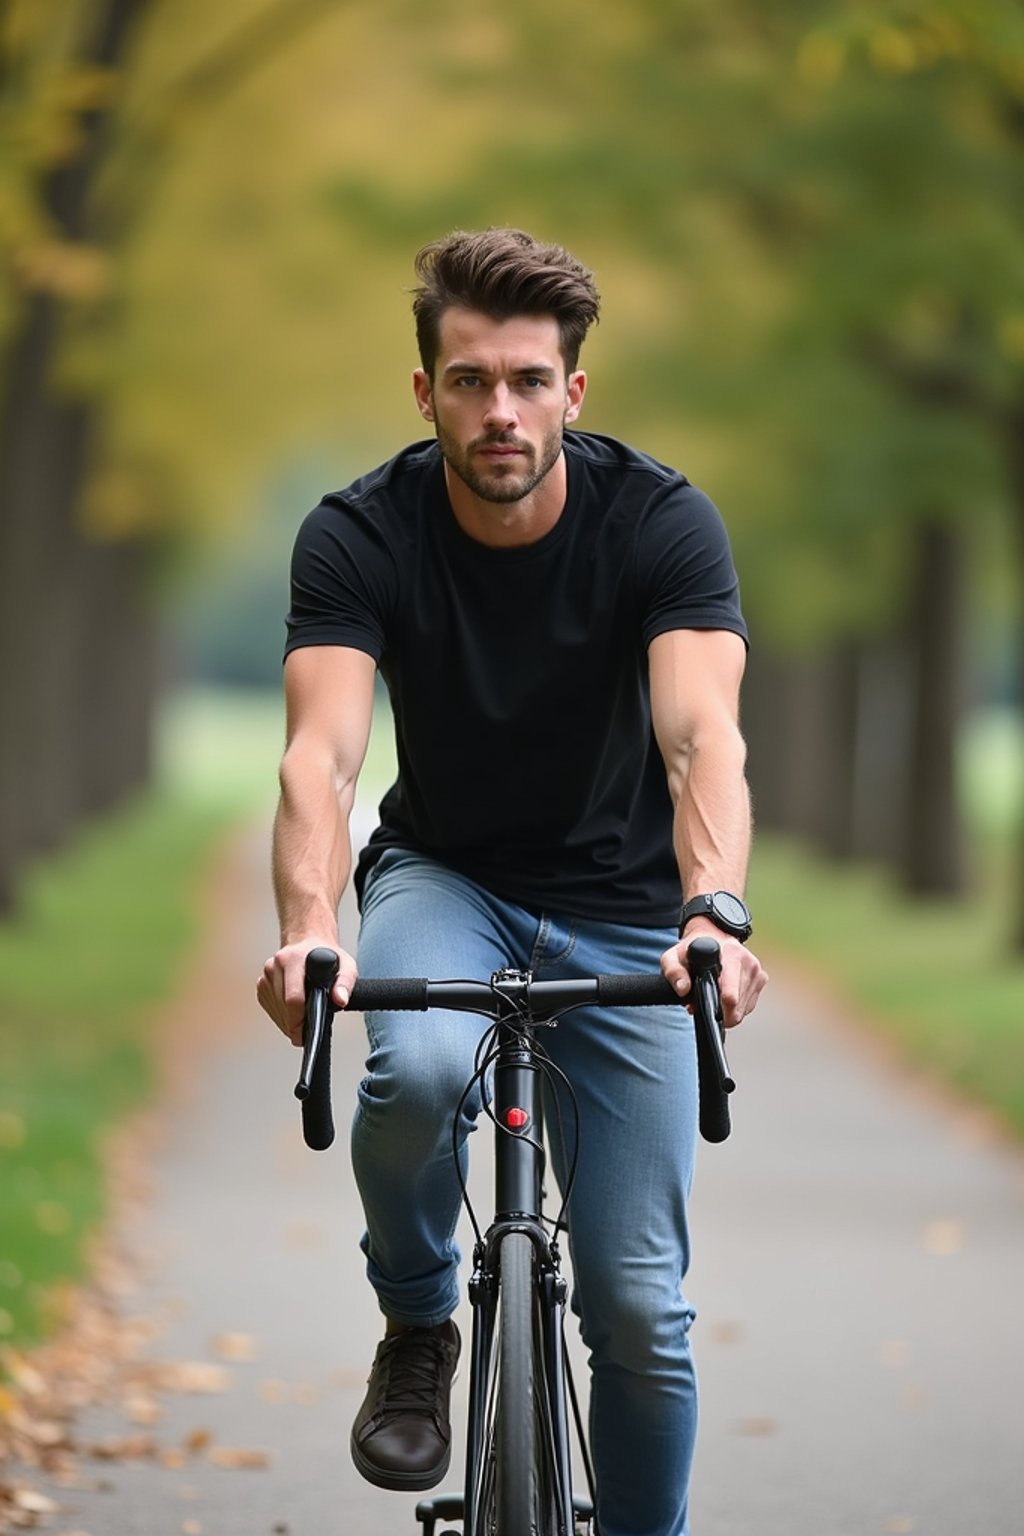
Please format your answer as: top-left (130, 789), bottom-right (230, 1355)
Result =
top-left (295, 944), bottom-right (735, 1149)
top-left (294, 946), bottom-right (340, 1150)
top-left (686, 936), bottom-right (734, 1143)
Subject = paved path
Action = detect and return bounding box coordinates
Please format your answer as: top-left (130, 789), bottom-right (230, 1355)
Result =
top-left (9, 815), bottom-right (1024, 1536)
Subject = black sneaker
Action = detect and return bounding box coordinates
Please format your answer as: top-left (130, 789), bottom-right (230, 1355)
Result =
top-left (350, 1320), bottom-right (460, 1491)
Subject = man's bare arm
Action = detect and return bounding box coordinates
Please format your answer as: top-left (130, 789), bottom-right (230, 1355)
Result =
top-left (257, 645), bottom-right (377, 1044)
top-left (649, 628), bottom-right (767, 1026)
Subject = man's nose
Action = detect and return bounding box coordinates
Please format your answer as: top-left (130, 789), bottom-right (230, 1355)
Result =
top-left (482, 384), bottom-right (517, 430)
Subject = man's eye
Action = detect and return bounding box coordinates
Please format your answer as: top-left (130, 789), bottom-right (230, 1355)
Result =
top-left (455, 375), bottom-right (481, 388)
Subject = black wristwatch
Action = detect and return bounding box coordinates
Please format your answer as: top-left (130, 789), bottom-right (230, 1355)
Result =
top-left (679, 890), bottom-right (753, 943)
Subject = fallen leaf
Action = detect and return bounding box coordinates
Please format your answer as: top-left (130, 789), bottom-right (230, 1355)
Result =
top-left (880, 1340), bottom-right (910, 1369)
top-left (87, 1434), bottom-right (156, 1461)
top-left (734, 1417), bottom-right (779, 1437)
top-left (9, 1486), bottom-right (60, 1514)
top-left (709, 1321), bottom-right (744, 1346)
top-left (887, 1521), bottom-right (916, 1534)
top-left (159, 1448), bottom-right (188, 1470)
top-left (923, 1219), bottom-right (965, 1257)
top-left (211, 1331), bottom-right (257, 1362)
top-left (183, 1427), bottom-right (212, 1455)
top-left (182, 1522), bottom-right (203, 1535)
top-left (124, 1394), bottom-right (162, 1426)
top-left (153, 1361), bottom-right (231, 1395)
top-left (207, 1445), bottom-right (271, 1470)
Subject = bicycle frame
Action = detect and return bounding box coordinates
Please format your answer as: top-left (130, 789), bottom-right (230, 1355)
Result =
top-left (462, 994), bottom-right (577, 1536)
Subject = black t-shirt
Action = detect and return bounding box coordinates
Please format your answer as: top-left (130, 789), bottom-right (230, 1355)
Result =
top-left (285, 430), bottom-right (747, 927)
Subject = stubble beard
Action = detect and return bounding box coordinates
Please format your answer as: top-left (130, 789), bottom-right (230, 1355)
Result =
top-left (435, 421), bottom-right (565, 505)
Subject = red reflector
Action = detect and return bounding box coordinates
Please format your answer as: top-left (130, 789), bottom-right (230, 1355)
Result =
top-left (505, 1107), bottom-right (529, 1130)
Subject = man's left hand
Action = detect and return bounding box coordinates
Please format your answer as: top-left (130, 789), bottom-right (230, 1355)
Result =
top-left (661, 922), bottom-right (768, 1028)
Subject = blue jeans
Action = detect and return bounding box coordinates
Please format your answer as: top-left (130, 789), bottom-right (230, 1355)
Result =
top-left (351, 848), bottom-right (698, 1536)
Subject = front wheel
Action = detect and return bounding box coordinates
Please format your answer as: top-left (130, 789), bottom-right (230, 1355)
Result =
top-left (494, 1231), bottom-right (559, 1536)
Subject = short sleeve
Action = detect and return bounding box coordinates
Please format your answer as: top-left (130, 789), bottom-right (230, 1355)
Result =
top-left (635, 482), bottom-right (747, 649)
top-left (284, 496), bottom-right (398, 663)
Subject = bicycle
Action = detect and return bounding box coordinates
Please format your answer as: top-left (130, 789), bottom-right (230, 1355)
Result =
top-left (293, 935), bottom-right (735, 1536)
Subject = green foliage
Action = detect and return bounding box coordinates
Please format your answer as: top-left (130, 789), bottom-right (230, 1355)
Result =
top-left (3, 0), bottom-right (1021, 670)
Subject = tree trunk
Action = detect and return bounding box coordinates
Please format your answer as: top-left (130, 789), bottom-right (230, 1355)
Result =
top-left (848, 634), bottom-right (914, 863)
top-left (899, 518), bottom-right (969, 896)
top-left (743, 642), bottom-right (863, 857)
top-left (1003, 399), bottom-right (1024, 956)
top-left (0, 0), bottom-right (151, 910)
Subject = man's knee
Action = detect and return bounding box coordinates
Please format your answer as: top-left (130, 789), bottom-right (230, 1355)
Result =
top-left (578, 1268), bottom-right (694, 1373)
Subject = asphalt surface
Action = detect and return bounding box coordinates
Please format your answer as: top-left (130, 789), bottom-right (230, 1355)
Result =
top-left (11, 815), bottom-right (1024, 1536)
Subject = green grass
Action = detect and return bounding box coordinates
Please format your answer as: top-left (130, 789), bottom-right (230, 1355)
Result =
top-left (0, 791), bottom-right (236, 1346)
top-left (749, 709), bottom-right (1024, 1136)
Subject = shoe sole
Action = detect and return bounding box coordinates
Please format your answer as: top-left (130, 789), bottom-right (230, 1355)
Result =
top-left (350, 1431), bottom-right (452, 1492)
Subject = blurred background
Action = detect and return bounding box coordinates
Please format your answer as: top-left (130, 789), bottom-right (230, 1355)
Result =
top-left (1, 0), bottom-right (1022, 1348)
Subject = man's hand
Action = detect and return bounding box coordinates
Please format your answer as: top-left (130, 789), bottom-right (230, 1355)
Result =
top-left (257, 939), bottom-right (358, 1047)
top-left (661, 923), bottom-right (768, 1029)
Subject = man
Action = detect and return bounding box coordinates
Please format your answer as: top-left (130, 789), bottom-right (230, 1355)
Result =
top-left (257, 228), bottom-right (767, 1536)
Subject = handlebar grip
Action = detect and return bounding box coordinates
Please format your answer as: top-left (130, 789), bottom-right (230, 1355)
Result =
top-left (347, 977), bottom-right (430, 1011)
top-left (595, 973), bottom-right (676, 1006)
top-left (687, 938), bottom-right (733, 1144)
top-left (295, 948), bottom-right (339, 1151)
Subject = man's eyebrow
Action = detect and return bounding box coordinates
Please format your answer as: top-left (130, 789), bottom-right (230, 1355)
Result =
top-left (442, 361), bottom-right (558, 379)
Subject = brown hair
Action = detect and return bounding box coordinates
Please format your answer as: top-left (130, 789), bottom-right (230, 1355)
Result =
top-left (412, 228), bottom-right (600, 378)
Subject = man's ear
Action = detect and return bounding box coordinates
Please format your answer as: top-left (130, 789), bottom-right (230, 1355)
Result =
top-left (413, 368), bottom-right (435, 423)
top-left (564, 370), bottom-right (587, 425)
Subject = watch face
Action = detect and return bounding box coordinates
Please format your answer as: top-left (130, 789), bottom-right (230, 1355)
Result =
top-left (714, 892), bottom-right (749, 926)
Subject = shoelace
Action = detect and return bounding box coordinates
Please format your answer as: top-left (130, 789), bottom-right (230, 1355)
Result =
top-left (378, 1331), bottom-right (450, 1414)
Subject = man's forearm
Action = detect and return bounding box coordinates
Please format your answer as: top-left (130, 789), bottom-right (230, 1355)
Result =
top-left (670, 723), bottom-right (751, 904)
top-left (272, 746), bottom-right (355, 943)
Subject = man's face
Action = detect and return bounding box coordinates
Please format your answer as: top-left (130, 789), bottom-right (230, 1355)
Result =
top-left (413, 309), bottom-right (586, 505)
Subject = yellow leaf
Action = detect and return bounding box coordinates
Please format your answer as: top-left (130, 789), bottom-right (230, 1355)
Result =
top-left (207, 1446), bottom-right (271, 1470)
top-left (869, 27), bottom-right (919, 75)
top-left (0, 1111), bottom-right (26, 1150)
top-left (14, 241), bottom-right (110, 301)
top-left (796, 33), bottom-right (845, 88)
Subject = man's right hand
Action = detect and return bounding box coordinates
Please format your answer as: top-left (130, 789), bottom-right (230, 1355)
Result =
top-left (256, 940), bottom-right (358, 1047)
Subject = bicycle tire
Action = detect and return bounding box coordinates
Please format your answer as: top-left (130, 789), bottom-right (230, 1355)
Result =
top-left (494, 1231), bottom-right (559, 1536)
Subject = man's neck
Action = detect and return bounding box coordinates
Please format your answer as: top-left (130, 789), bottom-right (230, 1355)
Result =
top-left (444, 454), bottom-right (568, 548)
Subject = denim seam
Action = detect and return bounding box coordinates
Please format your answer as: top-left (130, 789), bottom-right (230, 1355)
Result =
top-left (529, 916), bottom-right (578, 971)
